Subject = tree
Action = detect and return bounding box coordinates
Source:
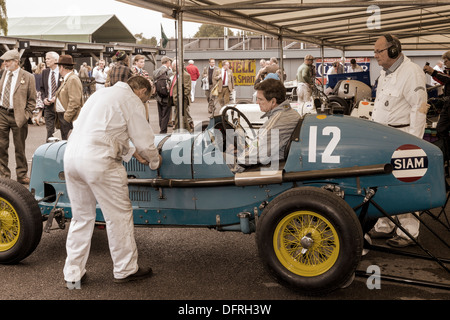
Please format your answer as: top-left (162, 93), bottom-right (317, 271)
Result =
top-left (194, 24), bottom-right (235, 38)
top-left (0, 0), bottom-right (7, 36)
top-left (134, 33), bottom-right (157, 46)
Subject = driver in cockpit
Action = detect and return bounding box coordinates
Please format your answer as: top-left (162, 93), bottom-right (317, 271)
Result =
top-left (229, 78), bottom-right (301, 173)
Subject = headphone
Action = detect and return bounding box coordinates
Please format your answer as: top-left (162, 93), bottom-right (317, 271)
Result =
top-left (384, 34), bottom-right (401, 59)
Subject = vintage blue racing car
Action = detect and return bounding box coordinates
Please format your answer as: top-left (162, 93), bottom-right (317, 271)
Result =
top-left (0, 108), bottom-right (446, 295)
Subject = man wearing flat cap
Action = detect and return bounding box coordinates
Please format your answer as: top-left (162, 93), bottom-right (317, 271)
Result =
top-left (54, 54), bottom-right (83, 140)
top-left (106, 50), bottom-right (133, 87)
top-left (0, 49), bottom-right (36, 184)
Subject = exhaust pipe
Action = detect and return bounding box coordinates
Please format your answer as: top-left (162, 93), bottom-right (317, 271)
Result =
top-left (127, 163), bottom-right (393, 188)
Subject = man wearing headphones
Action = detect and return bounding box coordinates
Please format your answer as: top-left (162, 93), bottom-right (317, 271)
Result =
top-left (370, 34), bottom-right (428, 247)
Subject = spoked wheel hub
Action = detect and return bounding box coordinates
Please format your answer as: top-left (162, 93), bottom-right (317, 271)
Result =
top-left (0, 178), bottom-right (43, 264)
top-left (256, 187), bottom-right (363, 295)
top-left (274, 211), bottom-right (340, 277)
top-left (0, 198), bottom-right (20, 252)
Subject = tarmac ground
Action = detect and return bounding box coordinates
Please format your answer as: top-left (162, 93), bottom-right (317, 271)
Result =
top-left (1, 97), bottom-right (450, 305)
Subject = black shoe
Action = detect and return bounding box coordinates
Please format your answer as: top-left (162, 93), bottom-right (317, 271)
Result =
top-left (65, 273), bottom-right (87, 289)
top-left (386, 235), bottom-right (417, 248)
top-left (367, 228), bottom-right (395, 239)
top-left (113, 267), bottom-right (153, 283)
top-left (17, 177), bottom-right (30, 185)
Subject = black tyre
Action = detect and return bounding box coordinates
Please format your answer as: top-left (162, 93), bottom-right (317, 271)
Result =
top-left (256, 187), bottom-right (363, 295)
top-left (328, 96), bottom-right (350, 115)
top-left (0, 178), bottom-right (42, 264)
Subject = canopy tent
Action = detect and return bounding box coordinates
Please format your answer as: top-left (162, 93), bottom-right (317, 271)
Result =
top-left (117, 0), bottom-right (450, 51)
top-left (117, 0), bottom-right (450, 130)
top-left (6, 14), bottom-right (136, 44)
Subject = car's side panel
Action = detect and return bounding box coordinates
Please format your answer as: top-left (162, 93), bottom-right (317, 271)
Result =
top-left (30, 113), bottom-right (447, 228)
top-left (284, 114), bottom-right (446, 216)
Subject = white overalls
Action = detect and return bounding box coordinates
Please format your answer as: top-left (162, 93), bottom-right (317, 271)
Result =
top-left (372, 55), bottom-right (428, 239)
top-left (63, 82), bottom-right (160, 282)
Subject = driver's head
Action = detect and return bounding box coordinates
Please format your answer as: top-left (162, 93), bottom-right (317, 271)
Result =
top-left (255, 78), bottom-right (286, 112)
top-left (127, 75), bottom-right (153, 103)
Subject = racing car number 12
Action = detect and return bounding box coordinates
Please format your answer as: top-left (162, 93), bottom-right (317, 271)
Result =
top-left (308, 126), bottom-right (341, 163)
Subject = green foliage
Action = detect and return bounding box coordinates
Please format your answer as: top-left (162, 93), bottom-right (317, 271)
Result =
top-left (0, 0), bottom-right (7, 36)
top-left (194, 24), bottom-right (235, 38)
top-left (134, 33), bottom-right (157, 46)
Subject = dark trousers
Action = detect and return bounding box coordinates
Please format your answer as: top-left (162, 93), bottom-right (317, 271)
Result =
top-left (205, 89), bottom-right (215, 113)
top-left (437, 102), bottom-right (450, 161)
top-left (56, 112), bottom-right (73, 140)
top-left (0, 109), bottom-right (28, 180)
top-left (157, 100), bottom-right (171, 134)
top-left (44, 103), bottom-right (56, 141)
top-left (172, 96), bottom-right (193, 132)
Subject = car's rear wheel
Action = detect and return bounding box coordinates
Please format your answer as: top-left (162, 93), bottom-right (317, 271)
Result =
top-left (328, 96), bottom-right (350, 115)
top-left (0, 178), bottom-right (42, 264)
top-left (256, 187), bottom-right (363, 295)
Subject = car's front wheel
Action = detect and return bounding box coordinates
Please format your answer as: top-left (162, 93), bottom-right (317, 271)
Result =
top-left (256, 187), bottom-right (363, 295)
top-left (0, 178), bottom-right (42, 264)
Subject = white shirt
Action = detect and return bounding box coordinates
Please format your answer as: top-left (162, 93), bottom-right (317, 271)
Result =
top-left (348, 65), bottom-right (364, 73)
top-left (1, 68), bottom-right (20, 109)
top-left (67, 81), bottom-right (160, 169)
top-left (55, 71), bottom-right (73, 112)
top-left (92, 66), bottom-right (109, 84)
top-left (221, 68), bottom-right (229, 86)
top-left (431, 64), bottom-right (444, 86)
top-left (372, 55), bottom-right (428, 138)
top-left (326, 67), bottom-right (338, 75)
top-left (47, 67), bottom-right (60, 100)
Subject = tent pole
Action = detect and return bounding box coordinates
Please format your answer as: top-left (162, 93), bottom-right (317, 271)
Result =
top-left (321, 44), bottom-right (325, 91)
top-left (278, 29), bottom-right (284, 80)
top-left (176, 5), bottom-right (184, 130)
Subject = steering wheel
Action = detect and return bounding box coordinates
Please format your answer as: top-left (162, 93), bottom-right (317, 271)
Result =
top-left (221, 106), bottom-right (256, 145)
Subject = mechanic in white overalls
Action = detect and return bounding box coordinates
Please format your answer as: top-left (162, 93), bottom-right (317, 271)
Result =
top-left (370, 34), bottom-right (428, 248)
top-left (63, 76), bottom-right (161, 286)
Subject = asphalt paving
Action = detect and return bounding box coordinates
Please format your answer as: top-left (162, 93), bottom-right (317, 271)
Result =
top-left (1, 97), bottom-right (450, 310)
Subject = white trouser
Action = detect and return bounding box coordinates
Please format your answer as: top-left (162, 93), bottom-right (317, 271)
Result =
top-left (63, 155), bottom-right (138, 281)
top-left (190, 80), bottom-right (196, 102)
top-left (374, 213), bottom-right (420, 239)
top-left (297, 83), bottom-right (312, 103)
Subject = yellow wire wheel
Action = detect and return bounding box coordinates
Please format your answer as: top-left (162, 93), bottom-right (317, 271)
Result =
top-left (256, 187), bottom-right (363, 295)
top-left (0, 178), bottom-right (42, 264)
top-left (0, 197), bottom-right (20, 252)
top-left (273, 210), bottom-right (340, 277)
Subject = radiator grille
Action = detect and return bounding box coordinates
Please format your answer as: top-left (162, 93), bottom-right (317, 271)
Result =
top-left (129, 190), bottom-right (151, 202)
top-left (124, 158), bottom-right (146, 172)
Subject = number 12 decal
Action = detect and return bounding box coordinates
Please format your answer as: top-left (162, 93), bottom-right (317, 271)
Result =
top-left (308, 126), bottom-right (341, 163)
